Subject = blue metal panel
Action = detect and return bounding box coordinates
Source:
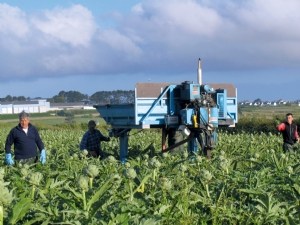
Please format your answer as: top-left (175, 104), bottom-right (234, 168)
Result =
top-left (138, 85), bottom-right (176, 125)
top-left (211, 130), bottom-right (218, 148)
top-left (168, 85), bottom-right (176, 115)
top-left (215, 89), bottom-right (238, 125)
top-left (94, 104), bottom-right (136, 126)
top-left (199, 108), bottom-right (209, 125)
top-left (181, 83), bottom-right (201, 101)
top-left (180, 108), bottom-right (194, 125)
top-left (217, 91), bottom-right (227, 119)
top-left (119, 132), bottom-right (129, 163)
top-left (164, 115), bottom-right (179, 125)
top-left (226, 97), bottom-right (238, 123)
top-left (188, 138), bottom-right (198, 153)
top-left (210, 107), bottom-right (219, 128)
top-left (136, 98), bottom-right (169, 125)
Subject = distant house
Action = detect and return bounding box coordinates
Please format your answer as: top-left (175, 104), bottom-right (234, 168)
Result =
top-left (238, 99), bottom-right (300, 107)
top-left (49, 102), bottom-right (88, 111)
top-left (278, 99), bottom-right (287, 105)
top-left (0, 99), bottom-right (50, 114)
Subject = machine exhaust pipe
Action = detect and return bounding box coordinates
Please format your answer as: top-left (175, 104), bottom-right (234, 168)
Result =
top-left (197, 58), bottom-right (202, 85)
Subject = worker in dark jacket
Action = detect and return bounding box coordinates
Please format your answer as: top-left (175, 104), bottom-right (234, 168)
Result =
top-left (5, 111), bottom-right (46, 165)
top-left (276, 113), bottom-right (299, 152)
top-left (80, 120), bottom-right (110, 158)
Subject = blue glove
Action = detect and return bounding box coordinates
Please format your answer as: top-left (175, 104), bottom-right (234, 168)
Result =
top-left (40, 149), bottom-right (46, 164)
top-left (5, 153), bottom-right (14, 165)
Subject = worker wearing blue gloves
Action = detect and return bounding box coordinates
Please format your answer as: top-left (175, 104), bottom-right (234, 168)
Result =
top-left (5, 111), bottom-right (46, 165)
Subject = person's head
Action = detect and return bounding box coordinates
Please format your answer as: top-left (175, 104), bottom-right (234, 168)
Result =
top-left (286, 113), bottom-right (294, 124)
top-left (88, 120), bottom-right (97, 132)
top-left (19, 111), bottom-right (30, 129)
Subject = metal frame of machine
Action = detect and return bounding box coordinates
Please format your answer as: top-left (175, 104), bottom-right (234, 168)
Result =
top-left (94, 59), bottom-right (238, 162)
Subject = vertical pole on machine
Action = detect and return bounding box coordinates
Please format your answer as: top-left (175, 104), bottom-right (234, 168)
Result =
top-left (119, 131), bottom-right (129, 163)
top-left (168, 86), bottom-right (175, 115)
top-left (188, 137), bottom-right (198, 154)
top-left (203, 131), bottom-right (212, 159)
top-left (198, 58), bottom-right (202, 85)
top-left (195, 58), bottom-right (203, 155)
top-left (162, 127), bottom-right (167, 152)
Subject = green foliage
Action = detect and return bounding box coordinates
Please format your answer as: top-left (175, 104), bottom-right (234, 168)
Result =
top-left (1, 89), bottom-right (134, 104)
top-left (0, 112), bottom-right (51, 120)
top-left (9, 198), bottom-right (31, 225)
top-left (231, 116), bottom-right (278, 133)
top-left (52, 90), bottom-right (88, 103)
top-left (0, 128), bottom-right (299, 224)
top-left (90, 90), bottom-right (134, 104)
top-left (0, 95), bottom-right (26, 102)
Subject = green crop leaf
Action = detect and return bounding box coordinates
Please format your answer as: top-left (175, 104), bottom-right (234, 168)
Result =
top-left (9, 198), bottom-right (32, 225)
top-left (292, 184), bottom-right (300, 196)
top-left (22, 216), bottom-right (50, 225)
top-left (49, 178), bottom-right (66, 189)
top-left (133, 173), bottom-right (151, 194)
top-left (87, 177), bottom-right (114, 214)
top-left (64, 183), bottom-right (83, 200)
top-left (238, 189), bottom-right (264, 195)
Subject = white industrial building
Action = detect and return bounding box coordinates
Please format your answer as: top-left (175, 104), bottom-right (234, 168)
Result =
top-left (0, 99), bottom-right (50, 114)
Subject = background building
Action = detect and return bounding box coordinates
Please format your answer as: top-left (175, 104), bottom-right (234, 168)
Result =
top-left (0, 99), bottom-right (50, 114)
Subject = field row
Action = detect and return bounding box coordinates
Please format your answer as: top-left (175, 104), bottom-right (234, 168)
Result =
top-left (0, 128), bottom-right (299, 224)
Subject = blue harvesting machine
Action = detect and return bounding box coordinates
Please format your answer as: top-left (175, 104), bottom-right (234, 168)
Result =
top-left (94, 60), bottom-right (238, 162)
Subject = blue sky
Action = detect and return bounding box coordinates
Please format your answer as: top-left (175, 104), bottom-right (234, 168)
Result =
top-left (0, 0), bottom-right (300, 101)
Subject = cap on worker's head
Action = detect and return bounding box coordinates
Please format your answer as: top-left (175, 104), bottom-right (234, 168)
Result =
top-left (88, 120), bottom-right (96, 126)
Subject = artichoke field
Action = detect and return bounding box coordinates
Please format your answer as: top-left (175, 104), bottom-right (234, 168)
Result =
top-left (0, 128), bottom-right (299, 225)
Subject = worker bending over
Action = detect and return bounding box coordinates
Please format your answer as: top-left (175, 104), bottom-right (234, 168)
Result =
top-left (80, 120), bottom-right (110, 158)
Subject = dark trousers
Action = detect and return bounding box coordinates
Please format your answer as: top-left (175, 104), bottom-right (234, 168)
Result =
top-left (16, 157), bottom-right (38, 165)
top-left (88, 150), bottom-right (104, 158)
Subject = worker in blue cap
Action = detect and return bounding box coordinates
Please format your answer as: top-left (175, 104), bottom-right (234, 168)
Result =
top-left (5, 110), bottom-right (46, 165)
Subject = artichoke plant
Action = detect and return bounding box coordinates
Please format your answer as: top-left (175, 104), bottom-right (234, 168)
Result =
top-left (0, 179), bottom-right (13, 225)
top-left (77, 175), bottom-right (89, 211)
top-left (77, 175), bottom-right (89, 192)
top-left (27, 172), bottom-right (43, 200)
top-left (84, 165), bottom-right (99, 188)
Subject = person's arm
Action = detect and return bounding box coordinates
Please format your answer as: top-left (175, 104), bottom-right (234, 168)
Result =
top-left (98, 130), bottom-right (110, 142)
top-left (5, 129), bottom-right (15, 154)
top-left (294, 125), bottom-right (299, 141)
top-left (33, 127), bottom-right (45, 151)
top-left (4, 128), bottom-right (15, 165)
top-left (102, 136), bottom-right (110, 142)
top-left (80, 132), bottom-right (88, 150)
top-left (276, 123), bottom-right (286, 132)
top-left (30, 126), bottom-right (46, 164)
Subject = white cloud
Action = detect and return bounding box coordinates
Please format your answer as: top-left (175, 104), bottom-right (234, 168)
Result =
top-left (0, 3), bottom-right (29, 38)
top-left (0, 0), bottom-right (300, 83)
top-left (237, 0), bottom-right (300, 37)
top-left (97, 29), bottom-right (142, 58)
top-left (125, 0), bottom-right (300, 70)
top-left (148, 0), bottom-right (222, 36)
top-left (31, 4), bottom-right (96, 47)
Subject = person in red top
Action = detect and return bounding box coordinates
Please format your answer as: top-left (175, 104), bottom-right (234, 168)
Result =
top-left (276, 113), bottom-right (299, 152)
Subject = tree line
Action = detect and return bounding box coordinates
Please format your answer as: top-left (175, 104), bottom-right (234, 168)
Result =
top-left (0, 90), bottom-right (135, 104)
